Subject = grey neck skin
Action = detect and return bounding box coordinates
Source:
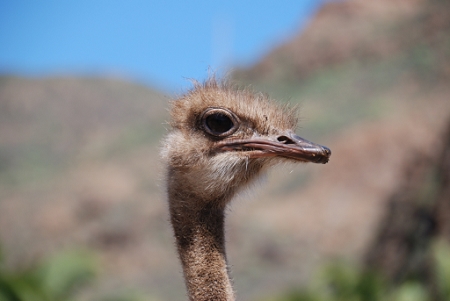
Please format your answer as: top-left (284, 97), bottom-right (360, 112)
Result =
top-left (169, 191), bottom-right (235, 301)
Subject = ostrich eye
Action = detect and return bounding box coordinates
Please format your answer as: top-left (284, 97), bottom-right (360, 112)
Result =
top-left (201, 108), bottom-right (239, 137)
top-left (206, 113), bottom-right (233, 133)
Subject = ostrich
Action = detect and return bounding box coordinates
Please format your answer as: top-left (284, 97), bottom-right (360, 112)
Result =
top-left (161, 78), bottom-right (331, 301)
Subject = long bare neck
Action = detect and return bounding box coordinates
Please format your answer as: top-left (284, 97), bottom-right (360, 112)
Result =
top-left (168, 184), bottom-right (235, 301)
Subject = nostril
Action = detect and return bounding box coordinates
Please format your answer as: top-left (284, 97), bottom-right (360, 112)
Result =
top-left (277, 135), bottom-right (295, 144)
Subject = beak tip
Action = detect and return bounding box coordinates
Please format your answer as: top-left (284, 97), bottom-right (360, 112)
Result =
top-left (315, 145), bottom-right (331, 164)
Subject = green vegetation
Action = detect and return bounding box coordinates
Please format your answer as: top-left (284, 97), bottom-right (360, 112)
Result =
top-left (0, 248), bottom-right (96, 301)
top-left (0, 248), bottom-right (150, 301)
top-left (1, 241), bottom-right (449, 300)
top-left (264, 240), bottom-right (450, 301)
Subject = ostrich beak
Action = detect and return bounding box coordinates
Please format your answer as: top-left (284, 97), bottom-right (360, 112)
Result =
top-left (216, 132), bottom-right (331, 164)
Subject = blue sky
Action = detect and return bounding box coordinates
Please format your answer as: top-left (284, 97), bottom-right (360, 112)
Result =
top-left (0, 1), bottom-right (324, 92)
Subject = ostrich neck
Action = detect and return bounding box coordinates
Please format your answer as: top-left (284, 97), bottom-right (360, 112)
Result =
top-left (168, 186), bottom-right (235, 301)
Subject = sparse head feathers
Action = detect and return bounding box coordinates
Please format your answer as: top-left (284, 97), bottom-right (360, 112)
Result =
top-left (161, 78), bottom-right (299, 200)
top-left (169, 78), bottom-right (299, 137)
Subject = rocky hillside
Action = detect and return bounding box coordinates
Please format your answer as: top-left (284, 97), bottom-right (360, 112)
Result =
top-left (235, 0), bottom-right (450, 83)
top-left (0, 76), bottom-right (175, 299)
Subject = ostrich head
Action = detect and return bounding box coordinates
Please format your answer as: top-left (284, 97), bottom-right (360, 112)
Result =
top-left (162, 79), bottom-right (330, 206)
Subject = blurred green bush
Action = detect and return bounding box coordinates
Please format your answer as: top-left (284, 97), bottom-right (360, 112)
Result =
top-left (0, 248), bottom-right (96, 301)
top-left (0, 247), bottom-right (151, 301)
top-left (265, 240), bottom-right (450, 301)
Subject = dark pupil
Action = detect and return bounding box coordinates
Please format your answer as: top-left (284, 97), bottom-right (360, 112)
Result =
top-left (205, 113), bottom-right (233, 134)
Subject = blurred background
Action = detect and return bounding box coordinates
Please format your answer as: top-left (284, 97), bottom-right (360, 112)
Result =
top-left (1, 0), bottom-right (450, 300)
